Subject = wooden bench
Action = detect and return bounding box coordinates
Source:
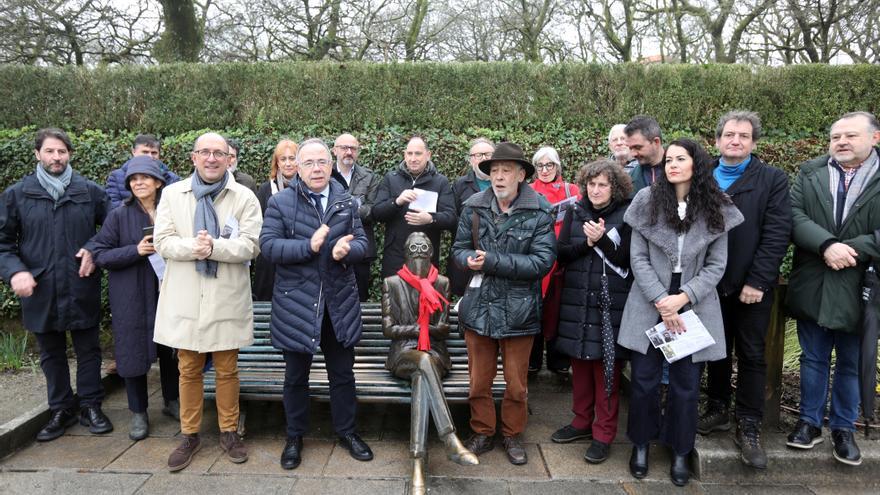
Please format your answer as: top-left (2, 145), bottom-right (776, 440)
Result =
top-left (204, 301), bottom-right (506, 406)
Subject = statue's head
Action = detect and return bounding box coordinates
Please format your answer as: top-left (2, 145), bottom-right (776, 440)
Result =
top-left (404, 231), bottom-right (433, 276)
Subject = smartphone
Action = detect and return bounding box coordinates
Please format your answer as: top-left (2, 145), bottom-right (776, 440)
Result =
top-left (142, 226), bottom-right (154, 238)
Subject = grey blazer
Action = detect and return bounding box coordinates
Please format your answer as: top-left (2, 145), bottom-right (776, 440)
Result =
top-left (617, 188), bottom-right (744, 362)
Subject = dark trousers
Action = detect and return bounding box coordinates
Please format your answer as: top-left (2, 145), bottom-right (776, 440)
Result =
top-left (354, 261), bottom-right (371, 302)
top-left (706, 293), bottom-right (773, 420)
top-left (34, 326), bottom-right (104, 411)
top-left (628, 347), bottom-right (701, 455)
top-left (529, 336), bottom-right (570, 371)
top-left (124, 344), bottom-right (179, 413)
top-left (282, 311), bottom-right (357, 438)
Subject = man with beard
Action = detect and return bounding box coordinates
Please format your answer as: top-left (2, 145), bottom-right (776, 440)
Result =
top-left (333, 133), bottom-right (381, 301)
top-left (0, 128), bottom-right (112, 441)
top-left (448, 138), bottom-right (495, 297)
top-left (625, 116), bottom-right (666, 192)
top-left (452, 142), bottom-right (556, 465)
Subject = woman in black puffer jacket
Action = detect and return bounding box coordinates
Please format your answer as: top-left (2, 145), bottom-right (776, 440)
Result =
top-left (551, 159), bottom-right (633, 464)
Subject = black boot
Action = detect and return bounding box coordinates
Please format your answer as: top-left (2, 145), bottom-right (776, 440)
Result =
top-left (735, 417), bottom-right (768, 469)
top-left (629, 444), bottom-right (649, 479)
top-left (697, 399), bottom-right (731, 435)
top-left (670, 452), bottom-right (690, 486)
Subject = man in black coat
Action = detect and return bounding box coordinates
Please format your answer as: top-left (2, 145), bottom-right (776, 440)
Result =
top-left (373, 136), bottom-right (457, 279)
top-left (333, 133), bottom-right (381, 301)
top-left (447, 138), bottom-right (495, 297)
top-left (697, 111), bottom-right (792, 470)
top-left (0, 128), bottom-right (113, 441)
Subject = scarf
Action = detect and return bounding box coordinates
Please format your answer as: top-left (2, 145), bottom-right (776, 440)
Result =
top-left (35, 163), bottom-right (72, 203)
top-left (714, 155), bottom-right (751, 191)
top-left (396, 264), bottom-right (449, 351)
top-left (829, 149), bottom-right (879, 226)
top-left (192, 171), bottom-right (229, 277)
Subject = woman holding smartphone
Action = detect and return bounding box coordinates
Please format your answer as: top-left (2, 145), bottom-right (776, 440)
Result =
top-left (90, 157), bottom-right (178, 440)
top-left (617, 139), bottom-right (742, 486)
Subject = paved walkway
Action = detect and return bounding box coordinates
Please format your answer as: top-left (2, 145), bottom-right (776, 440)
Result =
top-left (1, 370), bottom-right (878, 494)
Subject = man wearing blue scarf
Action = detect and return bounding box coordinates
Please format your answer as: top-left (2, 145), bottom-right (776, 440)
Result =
top-left (0, 128), bottom-right (112, 441)
top-left (698, 111), bottom-right (792, 470)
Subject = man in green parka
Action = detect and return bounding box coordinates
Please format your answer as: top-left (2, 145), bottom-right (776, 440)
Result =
top-left (786, 111), bottom-right (880, 467)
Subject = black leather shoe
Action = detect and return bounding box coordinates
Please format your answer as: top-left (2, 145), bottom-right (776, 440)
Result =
top-left (464, 433), bottom-right (495, 455)
top-left (36, 408), bottom-right (78, 442)
top-left (80, 405), bottom-right (114, 434)
top-left (629, 444), bottom-right (649, 479)
top-left (339, 433), bottom-right (373, 461)
top-left (670, 452), bottom-right (690, 486)
top-left (502, 435), bottom-right (528, 465)
top-left (280, 436), bottom-right (303, 470)
top-left (831, 429), bottom-right (862, 466)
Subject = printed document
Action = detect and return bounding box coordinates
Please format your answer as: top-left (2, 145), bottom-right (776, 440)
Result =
top-left (645, 310), bottom-right (715, 363)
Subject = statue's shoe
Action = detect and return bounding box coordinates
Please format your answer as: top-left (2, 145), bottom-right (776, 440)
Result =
top-left (445, 433), bottom-right (479, 466)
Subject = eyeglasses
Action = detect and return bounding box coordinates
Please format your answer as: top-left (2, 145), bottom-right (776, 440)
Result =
top-left (470, 152), bottom-right (492, 160)
top-left (194, 149), bottom-right (231, 159)
top-left (336, 145), bottom-right (359, 152)
top-left (407, 243), bottom-right (430, 254)
top-left (299, 159), bottom-right (331, 169)
top-left (536, 163), bottom-right (557, 171)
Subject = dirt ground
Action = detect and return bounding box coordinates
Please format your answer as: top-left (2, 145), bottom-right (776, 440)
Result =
top-left (0, 362), bottom-right (51, 426)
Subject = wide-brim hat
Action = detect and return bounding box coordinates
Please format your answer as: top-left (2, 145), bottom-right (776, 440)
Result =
top-left (478, 142), bottom-right (535, 178)
top-left (124, 156), bottom-right (167, 191)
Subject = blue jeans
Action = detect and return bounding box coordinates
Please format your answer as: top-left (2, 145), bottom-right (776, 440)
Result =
top-left (797, 319), bottom-right (860, 431)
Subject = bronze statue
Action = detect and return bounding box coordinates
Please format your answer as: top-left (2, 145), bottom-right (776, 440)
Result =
top-left (382, 232), bottom-right (478, 494)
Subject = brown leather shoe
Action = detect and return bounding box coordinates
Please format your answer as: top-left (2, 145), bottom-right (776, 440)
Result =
top-left (463, 433), bottom-right (494, 456)
top-left (167, 433), bottom-right (201, 472)
top-left (220, 431), bottom-right (249, 463)
top-left (502, 435), bottom-right (528, 465)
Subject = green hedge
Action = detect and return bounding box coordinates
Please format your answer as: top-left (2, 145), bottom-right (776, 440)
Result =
top-left (0, 125), bottom-right (827, 318)
top-left (0, 62), bottom-right (878, 136)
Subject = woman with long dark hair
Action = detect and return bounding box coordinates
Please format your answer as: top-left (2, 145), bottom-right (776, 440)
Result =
top-left (618, 139), bottom-right (743, 486)
top-left (90, 157), bottom-right (179, 440)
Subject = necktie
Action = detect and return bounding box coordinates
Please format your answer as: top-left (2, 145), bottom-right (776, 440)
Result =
top-left (310, 192), bottom-right (324, 217)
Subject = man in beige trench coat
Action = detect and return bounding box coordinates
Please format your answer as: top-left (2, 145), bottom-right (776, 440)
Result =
top-left (153, 132), bottom-right (263, 472)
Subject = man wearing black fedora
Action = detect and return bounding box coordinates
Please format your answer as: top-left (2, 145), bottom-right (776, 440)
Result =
top-left (451, 142), bottom-right (556, 465)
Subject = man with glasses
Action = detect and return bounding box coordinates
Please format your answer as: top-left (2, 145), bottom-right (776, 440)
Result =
top-left (153, 132), bottom-right (262, 472)
top-left (260, 138), bottom-right (373, 469)
top-left (333, 133), bottom-right (381, 301)
top-left (448, 138), bottom-right (495, 297)
top-left (373, 135), bottom-right (457, 279)
top-left (106, 134), bottom-right (181, 209)
top-left (226, 138), bottom-right (258, 195)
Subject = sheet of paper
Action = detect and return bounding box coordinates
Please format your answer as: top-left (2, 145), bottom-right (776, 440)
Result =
top-left (219, 215), bottom-right (250, 267)
top-left (645, 310), bottom-right (716, 363)
top-left (553, 195), bottom-right (578, 222)
top-left (468, 273), bottom-right (483, 288)
top-left (410, 188), bottom-right (439, 213)
top-left (148, 253), bottom-right (165, 282)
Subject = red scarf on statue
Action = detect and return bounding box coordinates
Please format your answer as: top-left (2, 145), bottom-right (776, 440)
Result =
top-left (396, 264), bottom-right (448, 351)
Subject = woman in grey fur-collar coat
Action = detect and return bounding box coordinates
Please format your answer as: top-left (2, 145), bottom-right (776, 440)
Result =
top-left (618, 139), bottom-right (743, 487)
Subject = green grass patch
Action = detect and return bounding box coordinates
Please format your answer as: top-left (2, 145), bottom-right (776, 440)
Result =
top-left (0, 331), bottom-right (32, 371)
